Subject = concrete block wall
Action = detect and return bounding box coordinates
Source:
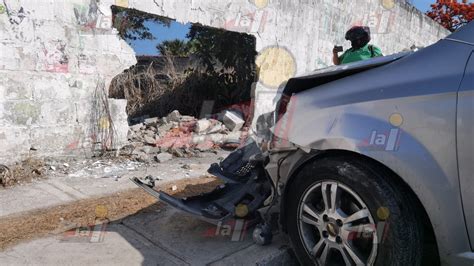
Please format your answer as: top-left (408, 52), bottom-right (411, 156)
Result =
top-left (0, 0), bottom-right (449, 163)
top-left (128, 0), bottom-right (449, 124)
top-left (0, 0), bottom-right (136, 163)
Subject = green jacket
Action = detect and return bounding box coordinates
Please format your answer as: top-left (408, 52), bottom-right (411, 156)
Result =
top-left (339, 44), bottom-right (383, 64)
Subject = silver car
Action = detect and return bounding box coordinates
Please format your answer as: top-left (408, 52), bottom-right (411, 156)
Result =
top-left (133, 21), bottom-right (474, 265)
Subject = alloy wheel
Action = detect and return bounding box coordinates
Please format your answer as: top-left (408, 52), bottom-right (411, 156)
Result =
top-left (297, 180), bottom-right (378, 265)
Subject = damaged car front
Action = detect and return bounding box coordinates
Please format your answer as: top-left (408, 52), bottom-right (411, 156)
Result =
top-left (133, 21), bottom-right (474, 266)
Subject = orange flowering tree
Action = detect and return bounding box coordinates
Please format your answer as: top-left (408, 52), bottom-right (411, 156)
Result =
top-left (426, 0), bottom-right (474, 31)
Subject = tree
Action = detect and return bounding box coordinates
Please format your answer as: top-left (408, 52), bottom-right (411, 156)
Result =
top-left (185, 24), bottom-right (258, 105)
top-left (156, 39), bottom-right (192, 57)
top-left (426, 0), bottom-right (474, 32)
top-left (111, 6), bottom-right (172, 41)
top-left (187, 24), bottom-right (257, 82)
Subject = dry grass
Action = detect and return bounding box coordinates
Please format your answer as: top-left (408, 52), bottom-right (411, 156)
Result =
top-left (0, 159), bottom-right (47, 187)
top-left (109, 55), bottom-right (207, 118)
top-left (109, 54), bottom-right (251, 119)
top-left (0, 176), bottom-right (222, 250)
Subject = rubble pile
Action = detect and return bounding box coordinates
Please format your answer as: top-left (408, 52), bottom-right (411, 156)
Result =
top-left (126, 110), bottom-right (248, 162)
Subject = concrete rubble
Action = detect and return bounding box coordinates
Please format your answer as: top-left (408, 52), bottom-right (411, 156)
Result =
top-left (222, 110), bottom-right (245, 132)
top-left (41, 157), bottom-right (144, 181)
top-left (126, 110), bottom-right (248, 163)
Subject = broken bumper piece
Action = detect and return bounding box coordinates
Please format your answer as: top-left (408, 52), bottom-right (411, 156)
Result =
top-left (131, 142), bottom-right (271, 224)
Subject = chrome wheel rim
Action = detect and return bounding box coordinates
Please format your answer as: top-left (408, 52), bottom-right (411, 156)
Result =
top-left (297, 181), bottom-right (378, 265)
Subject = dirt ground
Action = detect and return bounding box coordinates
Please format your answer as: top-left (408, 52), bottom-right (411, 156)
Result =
top-left (0, 175), bottom-right (222, 250)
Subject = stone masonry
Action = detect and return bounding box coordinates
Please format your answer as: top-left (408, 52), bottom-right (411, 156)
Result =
top-left (0, 0), bottom-right (449, 163)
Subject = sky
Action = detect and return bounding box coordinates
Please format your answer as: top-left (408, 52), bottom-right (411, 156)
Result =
top-left (129, 0), bottom-right (472, 56)
top-left (411, 0), bottom-right (473, 12)
top-left (411, 0), bottom-right (436, 12)
top-left (130, 20), bottom-right (191, 56)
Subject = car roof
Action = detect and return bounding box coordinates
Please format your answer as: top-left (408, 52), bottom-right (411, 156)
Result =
top-left (445, 21), bottom-right (474, 45)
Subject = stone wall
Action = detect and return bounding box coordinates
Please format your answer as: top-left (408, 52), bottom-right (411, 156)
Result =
top-left (0, 0), bottom-right (136, 163)
top-left (128, 0), bottom-right (449, 124)
top-left (0, 0), bottom-right (449, 163)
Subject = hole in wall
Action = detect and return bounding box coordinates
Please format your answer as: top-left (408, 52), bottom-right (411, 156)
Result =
top-left (108, 6), bottom-right (258, 123)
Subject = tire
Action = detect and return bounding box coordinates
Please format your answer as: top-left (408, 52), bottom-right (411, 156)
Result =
top-left (285, 155), bottom-right (423, 266)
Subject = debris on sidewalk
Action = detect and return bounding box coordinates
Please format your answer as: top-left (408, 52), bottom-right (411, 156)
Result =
top-left (43, 157), bottom-right (145, 181)
top-left (0, 109), bottom-right (244, 188)
top-left (155, 152), bottom-right (173, 163)
top-left (222, 110), bottom-right (245, 132)
top-left (0, 159), bottom-right (46, 187)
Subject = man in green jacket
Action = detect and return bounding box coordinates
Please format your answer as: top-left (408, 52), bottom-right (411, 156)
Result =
top-left (333, 26), bottom-right (383, 65)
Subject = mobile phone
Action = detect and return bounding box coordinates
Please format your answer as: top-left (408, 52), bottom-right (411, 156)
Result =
top-left (334, 46), bottom-right (343, 52)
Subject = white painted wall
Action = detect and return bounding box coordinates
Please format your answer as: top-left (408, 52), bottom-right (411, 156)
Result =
top-left (0, 0), bottom-right (449, 163)
top-left (128, 0), bottom-right (449, 125)
top-left (0, 0), bottom-right (136, 163)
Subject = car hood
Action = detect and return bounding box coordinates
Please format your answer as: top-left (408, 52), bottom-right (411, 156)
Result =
top-left (445, 21), bottom-right (474, 45)
top-left (282, 51), bottom-right (412, 96)
top-left (281, 22), bottom-right (473, 97)
top-left (272, 32), bottom-right (473, 147)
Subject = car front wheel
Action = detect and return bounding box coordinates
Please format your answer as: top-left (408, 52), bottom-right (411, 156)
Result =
top-left (285, 156), bottom-right (424, 265)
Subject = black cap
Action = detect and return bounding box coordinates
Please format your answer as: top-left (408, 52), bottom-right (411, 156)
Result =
top-left (345, 26), bottom-right (371, 49)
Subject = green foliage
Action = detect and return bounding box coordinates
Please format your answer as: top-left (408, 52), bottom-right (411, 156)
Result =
top-left (112, 6), bottom-right (172, 41)
top-left (185, 24), bottom-right (257, 105)
top-left (110, 8), bottom-right (257, 116)
top-left (154, 24), bottom-right (257, 106)
top-left (187, 24), bottom-right (257, 85)
top-left (157, 39), bottom-right (192, 57)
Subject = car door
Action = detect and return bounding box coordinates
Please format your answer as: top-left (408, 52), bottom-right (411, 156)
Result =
top-left (458, 50), bottom-right (474, 248)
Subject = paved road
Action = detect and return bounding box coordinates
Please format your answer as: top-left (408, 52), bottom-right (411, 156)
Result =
top-left (0, 207), bottom-right (297, 265)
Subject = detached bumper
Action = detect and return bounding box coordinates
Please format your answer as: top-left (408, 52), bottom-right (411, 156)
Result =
top-left (131, 142), bottom-right (272, 224)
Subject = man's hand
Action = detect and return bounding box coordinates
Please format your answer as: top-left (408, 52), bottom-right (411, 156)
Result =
top-left (332, 46), bottom-right (342, 65)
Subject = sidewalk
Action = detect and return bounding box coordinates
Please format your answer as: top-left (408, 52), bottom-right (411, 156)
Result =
top-left (0, 153), bottom-right (225, 218)
top-left (0, 152), bottom-right (297, 265)
top-left (0, 207), bottom-right (296, 265)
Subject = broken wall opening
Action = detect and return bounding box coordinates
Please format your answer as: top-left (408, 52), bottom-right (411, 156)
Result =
top-left (108, 6), bottom-right (258, 123)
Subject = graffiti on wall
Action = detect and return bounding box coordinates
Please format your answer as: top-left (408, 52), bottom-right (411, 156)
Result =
top-left (38, 41), bottom-right (69, 73)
